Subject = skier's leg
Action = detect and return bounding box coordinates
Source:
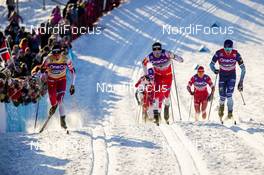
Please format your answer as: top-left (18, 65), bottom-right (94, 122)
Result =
top-left (194, 96), bottom-right (200, 121)
top-left (57, 79), bottom-right (67, 129)
top-left (218, 78), bottom-right (227, 118)
top-left (47, 80), bottom-right (58, 116)
top-left (153, 74), bottom-right (162, 125)
top-left (163, 75), bottom-right (172, 123)
top-left (226, 78), bottom-right (236, 118)
top-left (201, 100), bottom-right (208, 119)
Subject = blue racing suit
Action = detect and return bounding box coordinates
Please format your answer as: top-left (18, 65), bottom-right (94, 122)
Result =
top-left (210, 48), bottom-right (246, 112)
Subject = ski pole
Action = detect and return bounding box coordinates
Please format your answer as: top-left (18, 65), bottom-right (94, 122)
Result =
top-left (208, 73), bottom-right (218, 121)
top-left (172, 61), bottom-right (182, 120)
top-left (239, 91), bottom-right (246, 105)
top-left (188, 95), bottom-right (193, 121)
top-left (169, 95), bottom-right (175, 123)
top-left (136, 105), bottom-right (142, 123)
top-left (34, 100), bottom-right (40, 130)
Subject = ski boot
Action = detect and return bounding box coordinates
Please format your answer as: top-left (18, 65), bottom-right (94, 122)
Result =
top-left (153, 110), bottom-right (160, 126)
top-left (227, 111), bottom-right (236, 125)
top-left (49, 104), bottom-right (58, 116)
top-left (227, 111), bottom-right (233, 119)
top-left (218, 104), bottom-right (224, 124)
top-left (60, 115), bottom-right (67, 129)
top-left (164, 105), bottom-right (170, 125)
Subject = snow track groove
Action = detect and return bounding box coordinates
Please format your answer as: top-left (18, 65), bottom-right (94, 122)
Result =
top-left (90, 126), bottom-right (109, 175)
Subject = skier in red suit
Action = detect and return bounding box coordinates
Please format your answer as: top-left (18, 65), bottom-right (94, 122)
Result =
top-left (142, 42), bottom-right (183, 125)
top-left (38, 44), bottom-right (76, 129)
top-left (187, 66), bottom-right (215, 121)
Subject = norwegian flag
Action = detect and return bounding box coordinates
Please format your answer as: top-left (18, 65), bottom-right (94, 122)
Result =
top-left (0, 39), bottom-right (11, 62)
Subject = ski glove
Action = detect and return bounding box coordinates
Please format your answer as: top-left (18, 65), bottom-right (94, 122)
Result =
top-left (214, 69), bottom-right (219, 75)
top-left (238, 81), bottom-right (243, 92)
top-left (70, 85), bottom-right (75, 95)
top-left (187, 86), bottom-right (194, 95)
top-left (207, 93), bottom-right (213, 101)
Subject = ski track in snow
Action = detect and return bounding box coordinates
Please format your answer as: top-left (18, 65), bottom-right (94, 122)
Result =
top-left (178, 121), bottom-right (264, 175)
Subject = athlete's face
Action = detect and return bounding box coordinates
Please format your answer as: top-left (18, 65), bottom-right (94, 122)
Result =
top-left (153, 48), bottom-right (162, 58)
top-left (224, 47), bottom-right (232, 54)
top-left (197, 70), bottom-right (204, 78)
top-left (53, 53), bottom-right (60, 59)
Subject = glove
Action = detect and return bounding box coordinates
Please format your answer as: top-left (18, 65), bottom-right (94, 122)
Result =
top-left (214, 69), bottom-right (219, 74)
top-left (207, 93), bottom-right (213, 101)
top-left (70, 85), bottom-right (75, 95)
top-left (238, 81), bottom-right (243, 91)
top-left (187, 86), bottom-right (194, 95)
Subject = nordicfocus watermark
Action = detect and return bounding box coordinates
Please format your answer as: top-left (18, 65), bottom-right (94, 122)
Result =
top-left (30, 139), bottom-right (89, 152)
top-left (96, 82), bottom-right (168, 93)
top-left (30, 24), bottom-right (102, 35)
top-left (163, 24), bottom-right (234, 35)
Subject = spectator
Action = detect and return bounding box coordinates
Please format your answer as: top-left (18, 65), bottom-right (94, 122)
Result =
top-left (9, 11), bottom-right (23, 25)
top-left (49, 6), bottom-right (62, 26)
top-left (23, 47), bottom-right (34, 74)
top-left (19, 38), bottom-right (28, 53)
top-left (6, 0), bottom-right (15, 18)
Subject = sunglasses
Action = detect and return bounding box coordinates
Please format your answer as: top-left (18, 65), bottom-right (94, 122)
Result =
top-left (152, 46), bottom-right (161, 51)
top-left (52, 51), bottom-right (61, 54)
top-left (224, 47), bottom-right (232, 51)
top-left (153, 48), bottom-right (161, 51)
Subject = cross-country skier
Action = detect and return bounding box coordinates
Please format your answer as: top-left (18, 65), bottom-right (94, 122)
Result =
top-left (209, 39), bottom-right (246, 122)
top-left (142, 42), bottom-right (183, 125)
top-left (135, 72), bottom-right (155, 122)
top-left (187, 66), bottom-right (215, 121)
top-left (39, 44), bottom-right (76, 130)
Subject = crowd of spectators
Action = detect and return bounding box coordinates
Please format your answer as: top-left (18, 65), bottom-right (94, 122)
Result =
top-left (0, 0), bottom-right (122, 106)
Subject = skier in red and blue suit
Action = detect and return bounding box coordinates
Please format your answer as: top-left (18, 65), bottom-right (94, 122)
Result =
top-left (209, 39), bottom-right (246, 121)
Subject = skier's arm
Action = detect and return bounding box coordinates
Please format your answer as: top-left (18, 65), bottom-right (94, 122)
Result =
top-left (67, 59), bottom-right (76, 86)
top-left (135, 76), bottom-right (144, 88)
top-left (236, 53), bottom-right (246, 82)
top-left (166, 51), bottom-right (183, 62)
top-left (207, 76), bottom-right (215, 94)
top-left (37, 56), bottom-right (49, 74)
top-left (207, 76), bottom-right (215, 101)
top-left (187, 77), bottom-right (194, 95)
top-left (209, 51), bottom-right (219, 74)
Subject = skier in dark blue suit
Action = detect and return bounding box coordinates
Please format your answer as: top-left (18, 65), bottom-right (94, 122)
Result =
top-left (209, 39), bottom-right (246, 121)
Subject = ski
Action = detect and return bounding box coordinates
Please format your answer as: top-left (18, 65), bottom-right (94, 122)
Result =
top-left (220, 117), bottom-right (237, 125)
top-left (39, 114), bottom-right (55, 133)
